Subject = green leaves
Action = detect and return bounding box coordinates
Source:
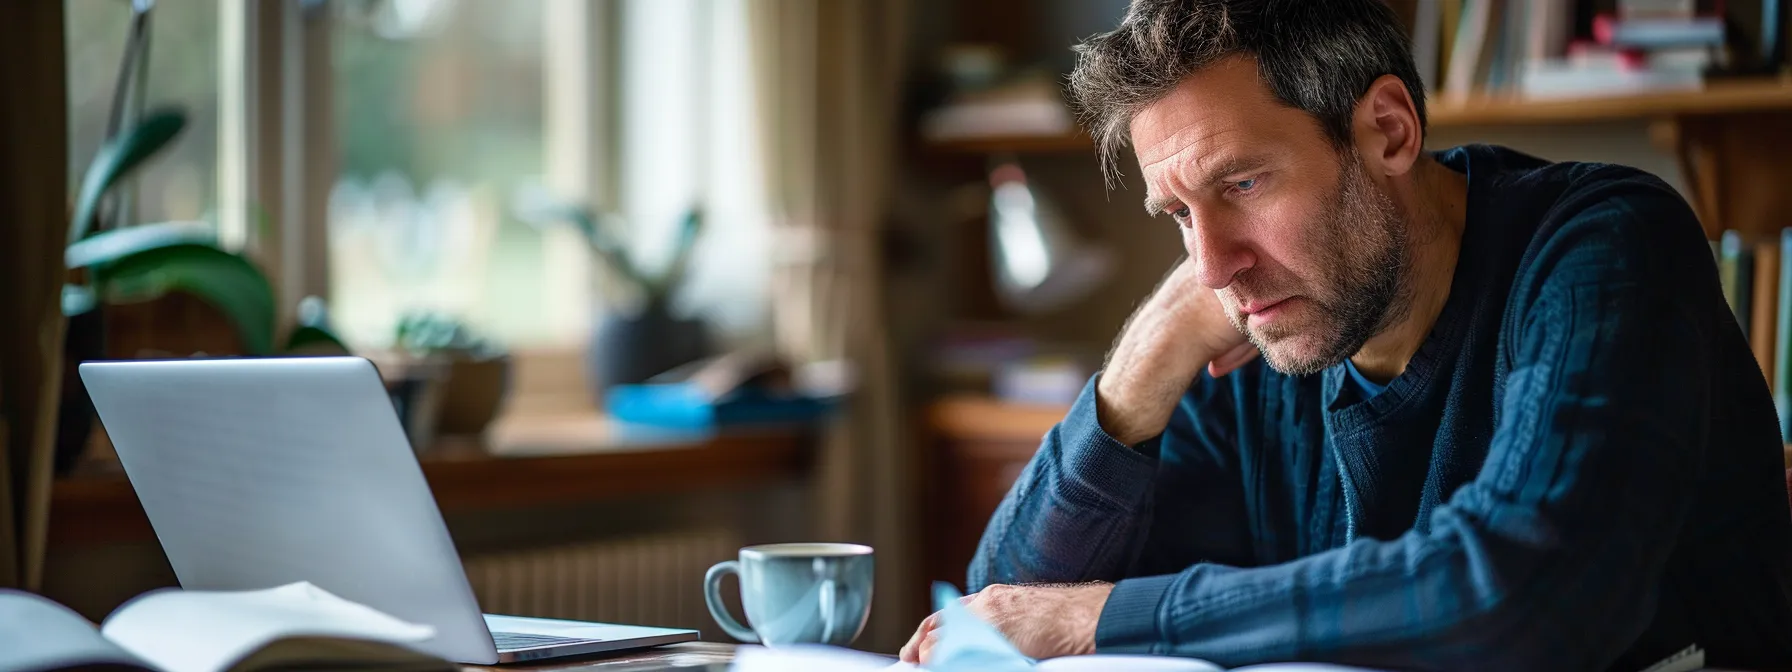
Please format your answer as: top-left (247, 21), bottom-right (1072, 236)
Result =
top-left (519, 199), bottom-right (706, 308)
top-left (394, 310), bottom-right (498, 357)
top-left (69, 107), bottom-right (187, 243)
top-left (93, 243), bottom-right (277, 355)
top-left (653, 207), bottom-right (705, 301)
top-left (283, 325), bottom-right (351, 355)
top-left (65, 220), bottom-right (217, 270)
top-left (62, 285), bottom-right (98, 316)
top-left (60, 109), bottom-right (352, 357)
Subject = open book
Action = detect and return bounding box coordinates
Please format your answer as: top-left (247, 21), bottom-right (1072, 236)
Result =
top-left (0, 582), bottom-right (455, 672)
top-left (731, 646), bottom-right (1377, 672)
top-left (727, 583), bottom-right (1708, 672)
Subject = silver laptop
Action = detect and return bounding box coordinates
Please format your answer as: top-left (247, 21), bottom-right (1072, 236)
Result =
top-left (79, 356), bottom-right (700, 664)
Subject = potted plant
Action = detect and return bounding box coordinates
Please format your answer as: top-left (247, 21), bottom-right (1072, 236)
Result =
top-left (55, 107), bottom-right (350, 473)
top-left (53, 0), bottom-right (348, 473)
top-left (391, 311), bottom-right (509, 437)
top-left (517, 199), bottom-right (713, 399)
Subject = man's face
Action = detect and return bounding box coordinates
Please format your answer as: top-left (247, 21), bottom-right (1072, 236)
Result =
top-left (1131, 56), bottom-right (1410, 375)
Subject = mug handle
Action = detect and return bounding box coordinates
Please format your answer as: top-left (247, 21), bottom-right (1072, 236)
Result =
top-left (703, 561), bottom-right (760, 643)
top-left (817, 579), bottom-right (838, 645)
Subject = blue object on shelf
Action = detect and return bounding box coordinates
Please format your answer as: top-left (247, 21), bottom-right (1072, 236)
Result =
top-left (605, 381), bottom-right (838, 429)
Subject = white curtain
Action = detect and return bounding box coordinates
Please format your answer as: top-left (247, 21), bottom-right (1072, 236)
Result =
top-left (746, 0), bottom-right (917, 652)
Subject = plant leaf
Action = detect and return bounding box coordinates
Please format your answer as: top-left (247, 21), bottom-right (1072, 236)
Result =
top-left (585, 211), bottom-right (650, 289)
top-left (69, 107), bottom-right (187, 243)
top-left (284, 325), bottom-right (352, 355)
top-left (65, 220), bottom-right (217, 270)
top-left (287, 296), bottom-right (351, 354)
top-left (62, 284), bottom-right (99, 316)
top-left (93, 244), bottom-right (276, 354)
top-left (654, 207), bottom-right (705, 298)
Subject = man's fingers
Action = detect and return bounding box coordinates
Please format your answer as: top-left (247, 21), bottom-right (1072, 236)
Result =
top-left (917, 630), bottom-right (938, 665)
top-left (1208, 341), bottom-right (1260, 378)
top-left (1215, 341), bottom-right (1259, 373)
top-left (900, 612), bottom-right (940, 663)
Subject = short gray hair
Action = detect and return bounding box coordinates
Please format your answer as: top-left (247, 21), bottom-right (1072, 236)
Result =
top-left (1067, 0), bottom-right (1428, 186)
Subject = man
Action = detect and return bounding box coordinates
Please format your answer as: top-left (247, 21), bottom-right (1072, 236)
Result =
top-left (900, 1), bottom-right (1792, 670)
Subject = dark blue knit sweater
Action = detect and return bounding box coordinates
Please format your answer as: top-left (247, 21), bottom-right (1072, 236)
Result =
top-left (968, 145), bottom-right (1792, 671)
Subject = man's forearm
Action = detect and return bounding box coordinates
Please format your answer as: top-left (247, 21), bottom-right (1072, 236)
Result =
top-left (1093, 515), bottom-right (1590, 670)
top-left (968, 376), bottom-right (1162, 590)
top-left (1094, 262), bottom-right (1240, 446)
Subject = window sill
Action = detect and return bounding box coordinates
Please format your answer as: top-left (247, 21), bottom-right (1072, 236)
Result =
top-left (51, 411), bottom-right (817, 548)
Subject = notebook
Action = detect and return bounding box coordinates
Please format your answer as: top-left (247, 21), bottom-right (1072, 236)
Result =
top-left (0, 581), bottom-right (454, 672)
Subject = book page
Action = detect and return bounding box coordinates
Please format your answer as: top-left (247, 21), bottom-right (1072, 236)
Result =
top-left (99, 582), bottom-right (437, 672)
top-left (0, 589), bottom-right (152, 672)
top-left (886, 657), bottom-right (1393, 672)
top-left (731, 644), bottom-right (894, 671)
top-left (1037, 655), bottom-right (1223, 671)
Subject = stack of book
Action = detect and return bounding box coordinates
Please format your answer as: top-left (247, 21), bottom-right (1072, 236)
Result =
top-left (1407, 0), bottom-right (1729, 102)
top-left (1714, 229), bottom-right (1792, 442)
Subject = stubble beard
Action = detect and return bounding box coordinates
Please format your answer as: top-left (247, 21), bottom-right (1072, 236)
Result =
top-left (1231, 153), bottom-right (1413, 376)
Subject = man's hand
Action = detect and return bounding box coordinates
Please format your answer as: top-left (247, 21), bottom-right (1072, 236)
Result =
top-left (898, 583), bottom-right (1113, 665)
top-left (1097, 261), bottom-right (1255, 445)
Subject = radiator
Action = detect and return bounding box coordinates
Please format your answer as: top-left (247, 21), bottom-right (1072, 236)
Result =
top-left (461, 528), bottom-right (741, 635)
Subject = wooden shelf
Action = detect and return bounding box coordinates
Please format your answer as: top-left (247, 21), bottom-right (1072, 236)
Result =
top-left (923, 130), bottom-right (1095, 156)
top-left (50, 416), bottom-right (816, 548)
top-left (927, 395), bottom-right (1067, 444)
top-left (1429, 77), bottom-right (1792, 126)
top-left (920, 77), bottom-right (1792, 155)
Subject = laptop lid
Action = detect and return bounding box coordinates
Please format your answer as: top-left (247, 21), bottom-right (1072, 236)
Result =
top-left (80, 357), bottom-right (502, 665)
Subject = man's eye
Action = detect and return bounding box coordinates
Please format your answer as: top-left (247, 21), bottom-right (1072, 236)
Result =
top-left (1233, 178), bottom-right (1258, 192)
top-left (1170, 206), bottom-right (1191, 225)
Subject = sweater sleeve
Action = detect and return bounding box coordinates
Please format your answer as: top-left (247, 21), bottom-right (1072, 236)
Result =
top-left (1094, 189), bottom-right (1718, 671)
top-left (966, 370), bottom-right (1253, 591)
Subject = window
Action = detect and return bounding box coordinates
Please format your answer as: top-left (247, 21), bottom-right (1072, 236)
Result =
top-left (325, 0), bottom-right (770, 352)
top-left (65, 0), bottom-right (773, 374)
top-left (67, 0), bottom-right (221, 227)
top-left (325, 0), bottom-right (560, 347)
top-left (618, 0), bottom-right (769, 343)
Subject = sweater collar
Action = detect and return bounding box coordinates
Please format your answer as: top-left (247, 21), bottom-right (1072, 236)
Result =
top-left (1321, 145), bottom-right (1494, 416)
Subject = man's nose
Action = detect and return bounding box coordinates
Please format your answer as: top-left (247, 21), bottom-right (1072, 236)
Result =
top-left (1185, 216), bottom-right (1255, 290)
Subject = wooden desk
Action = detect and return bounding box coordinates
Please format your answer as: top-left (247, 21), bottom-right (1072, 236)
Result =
top-left (50, 414), bottom-right (816, 548)
top-left (462, 642), bottom-right (738, 671)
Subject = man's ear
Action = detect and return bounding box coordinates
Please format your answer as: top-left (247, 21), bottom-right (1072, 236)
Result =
top-left (1352, 75), bottom-right (1424, 178)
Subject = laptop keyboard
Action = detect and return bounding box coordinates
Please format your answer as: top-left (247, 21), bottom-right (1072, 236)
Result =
top-left (491, 631), bottom-right (604, 651)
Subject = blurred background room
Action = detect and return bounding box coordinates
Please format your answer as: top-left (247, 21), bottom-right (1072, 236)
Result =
top-left (3, 0), bottom-right (1790, 657)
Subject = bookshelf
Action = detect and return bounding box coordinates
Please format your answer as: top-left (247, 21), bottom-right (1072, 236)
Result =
top-left (920, 78), bottom-right (1792, 469)
top-left (925, 77), bottom-right (1792, 155)
top-left (926, 78), bottom-right (1792, 242)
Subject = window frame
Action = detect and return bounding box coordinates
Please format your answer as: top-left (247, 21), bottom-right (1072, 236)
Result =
top-left (252, 0), bottom-right (619, 410)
